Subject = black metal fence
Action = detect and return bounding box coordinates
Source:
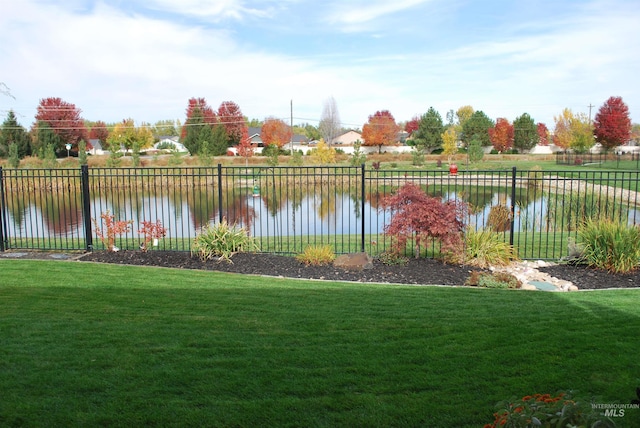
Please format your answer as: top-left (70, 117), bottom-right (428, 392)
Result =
top-left (556, 151), bottom-right (640, 168)
top-left (1, 165), bottom-right (639, 260)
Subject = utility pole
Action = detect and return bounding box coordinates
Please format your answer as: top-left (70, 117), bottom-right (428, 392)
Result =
top-left (588, 103), bottom-right (595, 124)
top-left (290, 99), bottom-right (293, 153)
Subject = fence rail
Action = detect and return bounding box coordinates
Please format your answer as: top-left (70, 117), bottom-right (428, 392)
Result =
top-left (1, 165), bottom-right (639, 260)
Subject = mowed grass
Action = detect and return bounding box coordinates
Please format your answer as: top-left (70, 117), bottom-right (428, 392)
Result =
top-left (1, 261), bottom-right (639, 427)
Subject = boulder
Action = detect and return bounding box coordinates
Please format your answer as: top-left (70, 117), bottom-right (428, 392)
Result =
top-left (333, 252), bottom-right (374, 270)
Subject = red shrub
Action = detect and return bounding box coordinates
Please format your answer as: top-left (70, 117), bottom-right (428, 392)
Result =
top-left (381, 183), bottom-right (466, 259)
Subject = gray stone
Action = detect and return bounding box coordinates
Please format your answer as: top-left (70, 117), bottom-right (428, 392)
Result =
top-left (333, 252), bottom-right (374, 270)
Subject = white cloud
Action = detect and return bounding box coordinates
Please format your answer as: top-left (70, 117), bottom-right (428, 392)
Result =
top-left (143, 0), bottom-right (273, 21)
top-left (327, 0), bottom-right (430, 25)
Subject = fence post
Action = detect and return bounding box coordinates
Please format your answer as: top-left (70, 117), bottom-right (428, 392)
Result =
top-left (509, 166), bottom-right (516, 247)
top-left (361, 164), bottom-right (366, 253)
top-left (0, 167), bottom-right (5, 252)
top-left (81, 165), bottom-right (93, 251)
top-left (217, 164), bottom-right (224, 223)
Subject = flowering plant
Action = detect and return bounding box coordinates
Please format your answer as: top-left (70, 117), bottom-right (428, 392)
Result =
top-left (484, 392), bottom-right (615, 428)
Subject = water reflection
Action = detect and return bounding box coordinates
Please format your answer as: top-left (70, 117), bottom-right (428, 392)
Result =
top-left (4, 186), bottom-right (639, 241)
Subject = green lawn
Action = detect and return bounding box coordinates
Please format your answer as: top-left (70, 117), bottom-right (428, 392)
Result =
top-left (1, 260), bottom-right (640, 427)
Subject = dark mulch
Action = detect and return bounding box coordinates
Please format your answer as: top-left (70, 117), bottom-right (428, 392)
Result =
top-left (76, 251), bottom-right (640, 289)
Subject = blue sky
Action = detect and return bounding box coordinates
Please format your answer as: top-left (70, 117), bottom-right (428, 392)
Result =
top-left (1, 0), bottom-right (639, 130)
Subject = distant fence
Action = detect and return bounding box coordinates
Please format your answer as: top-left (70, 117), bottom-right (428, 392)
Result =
top-left (556, 151), bottom-right (640, 168)
top-left (1, 165), bottom-right (639, 260)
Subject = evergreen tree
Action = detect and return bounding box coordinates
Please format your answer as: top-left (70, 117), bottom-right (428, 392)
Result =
top-left (210, 124), bottom-right (229, 156)
top-left (0, 110), bottom-right (31, 158)
top-left (513, 113), bottom-right (539, 152)
top-left (462, 111), bottom-right (494, 147)
top-left (412, 107), bottom-right (444, 153)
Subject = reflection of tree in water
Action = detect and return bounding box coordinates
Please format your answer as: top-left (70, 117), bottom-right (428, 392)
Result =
top-left (37, 189), bottom-right (83, 236)
top-left (5, 192), bottom-right (27, 226)
top-left (188, 188), bottom-right (217, 230)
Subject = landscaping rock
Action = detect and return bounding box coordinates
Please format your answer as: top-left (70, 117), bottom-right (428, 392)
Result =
top-left (334, 252), bottom-right (374, 270)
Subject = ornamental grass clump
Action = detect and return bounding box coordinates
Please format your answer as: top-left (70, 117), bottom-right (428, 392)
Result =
top-left (578, 218), bottom-right (640, 273)
top-left (192, 219), bottom-right (257, 263)
top-left (463, 228), bottom-right (518, 268)
top-left (295, 245), bottom-right (336, 266)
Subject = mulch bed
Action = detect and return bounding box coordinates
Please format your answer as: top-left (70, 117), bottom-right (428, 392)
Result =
top-left (76, 251), bottom-right (640, 290)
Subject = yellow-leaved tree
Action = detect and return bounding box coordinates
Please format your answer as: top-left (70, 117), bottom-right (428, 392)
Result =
top-left (311, 139), bottom-right (336, 165)
top-left (107, 118), bottom-right (154, 152)
top-left (441, 127), bottom-right (458, 162)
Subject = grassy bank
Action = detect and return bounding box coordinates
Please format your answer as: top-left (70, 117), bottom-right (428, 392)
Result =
top-left (1, 260), bottom-right (639, 427)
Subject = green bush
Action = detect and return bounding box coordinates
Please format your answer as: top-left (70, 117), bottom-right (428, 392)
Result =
top-left (465, 271), bottom-right (521, 289)
top-left (377, 251), bottom-right (409, 266)
top-left (295, 245), bottom-right (336, 266)
top-left (192, 219), bottom-right (258, 263)
top-left (461, 229), bottom-right (518, 268)
top-left (578, 218), bottom-right (640, 273)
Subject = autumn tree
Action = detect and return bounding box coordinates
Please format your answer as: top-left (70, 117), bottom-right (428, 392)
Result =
top-left (593, 96), bottom-right (632, 151)
top-left (107, 119), bottom-right (154, 152)
top-left (261, 117), bottom-right (292, 149)
top-left (310, 139), bottom-right (337, 165)
top-left (361, 110), bottom-right (399, 153)
top-left (412, 107), bottom-right (444, 153)
top-left (152, 119), bottom-right (180, 138)
top-left (570, 113), bottom-right (594, 154)
top-left (236, 126), bottom-right (254, 166)
top-left (553, 108), bottom-right (593, 153)
top-left (0, 110), bottom-right (31, 158)
top-left (89, 120), bottom-right (109, 147)
top-left (456, 105), bottom-right (475, 127)
top-left (553, 108), bottom-right (574, 151)
top-left (441, 127), bottom-right (458, 161)
top-left (488, 118), bottom-right (514, 153)
top-left (181, 98), bottom-right (218, 155)
top-left (218, 100), bottom-right (247, 146)
top-left (537, 123), bottom-right (550, 146)
top-left (405, 116), bottom-right (420, 135)
top-left (33, 97), bottom-right (88, 155)
top-left (513, 113), bottom-right (538, 152)
top-left (318, 97), bottom-right (341, 145)
top-left (461, 110), bottom-right (494, 147)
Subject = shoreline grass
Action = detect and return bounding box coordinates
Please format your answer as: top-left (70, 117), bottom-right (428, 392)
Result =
top-left (1, 260), bottom-right (639, 427)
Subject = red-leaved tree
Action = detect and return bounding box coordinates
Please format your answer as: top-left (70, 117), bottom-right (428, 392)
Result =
top-left (89, 120), bottom-right (109, 148)
top-left (181, 97), bottom-right (217, 140)
top-left (537, 123), bottom-right (549, 146)
top-left (488, 118), bottom-right (514, 152)
top-left (34, 97), bottom-right (88, 153)
top-left (218, 100), bottom-right (248, 146)
top-left (593, 96), bottom-right (632, 151)
top-left (236, 127), bottom-right (255, 165)
top-left (261, 117), bottom-right (292, 148)
top-left (405, 116), bottom-right (420, 135)
top-left (381, 183), bottom-right (466, 259)
top-left (362, 110), bottom-right (399, 153)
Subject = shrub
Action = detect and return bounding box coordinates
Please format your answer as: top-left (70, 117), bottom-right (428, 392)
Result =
top-left (485, 391), bottom-right (615, 428)
top-left (138, 220), bottom-right (167, 252)
top-left (192, 219), bottom-right (257, 263)
top-left (349, 141), bottom-right (367, 166)
top-left (465, 271), bottom-right (520, 289)
top-left (578, 218), bottom-right (640, 273)
top-left (295, 245), bottom-right (336, 266)
top-left (381, 183), bottom-right (466, 259)
top-left (377, 251), bottom-right (409, 266)
top-left (92, 210), bottom-right (133, 252)
top-left (462, 229), bottom-right (518, 267)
